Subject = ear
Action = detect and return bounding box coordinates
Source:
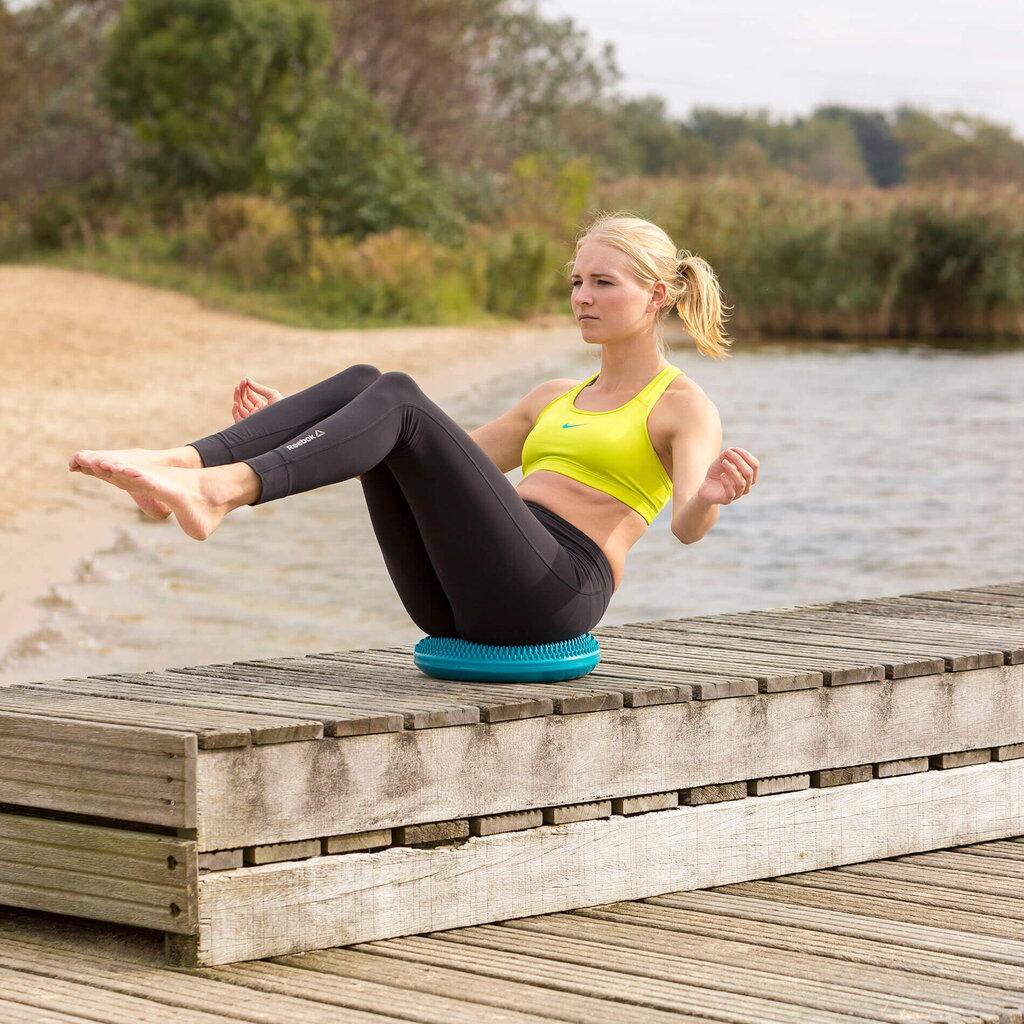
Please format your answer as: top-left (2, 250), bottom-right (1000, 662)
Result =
top-left (648, 280), bottom-right (668, 312)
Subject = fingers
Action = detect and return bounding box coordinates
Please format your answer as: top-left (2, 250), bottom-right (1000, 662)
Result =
top-left (722, 447), bottom-right (759, 495)
top-left (246, 379), bottom-right (280, 401)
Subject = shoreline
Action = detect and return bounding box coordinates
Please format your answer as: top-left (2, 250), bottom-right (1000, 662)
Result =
top-left (1, 265), bottom-right (581, 683)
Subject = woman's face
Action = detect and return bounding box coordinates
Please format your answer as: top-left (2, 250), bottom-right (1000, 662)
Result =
top-left (570, 240), bottom-right (663, 346)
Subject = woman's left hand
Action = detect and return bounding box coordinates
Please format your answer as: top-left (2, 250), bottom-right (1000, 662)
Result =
top-left (232, 377), bottom-right (283, 423)
top-left (697, 447), bottom-right (760, 506)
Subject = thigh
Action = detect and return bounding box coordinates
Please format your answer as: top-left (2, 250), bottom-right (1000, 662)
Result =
top-left (377, 376), bottom-right (605, 643)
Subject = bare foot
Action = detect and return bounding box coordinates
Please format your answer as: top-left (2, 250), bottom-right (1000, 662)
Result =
top-left (70, 447), bottom-right (201, 521)
top-left (84, 460), bottom-right (259, 540)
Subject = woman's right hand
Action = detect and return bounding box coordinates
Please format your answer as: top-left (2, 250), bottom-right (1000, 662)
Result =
top-left (232, 377), bottom-right (283, 422)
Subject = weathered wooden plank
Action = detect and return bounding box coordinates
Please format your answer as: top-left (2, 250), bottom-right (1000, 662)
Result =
top-left (912, 590), bottom-right (1024, 609)
top-left (895, 850), bottom-right (1024, 879)
top-left (0, 714), bottom-right (196, 827)
top-left (470, 810), bottom-right (543, 837)
top-left (541, 801), bottom-right (612, 825)
top-left (199, 849), bottom-right (243, 872)
top-left (748, 774), bottom-right (810, 796)
top-left (931, 749), bottom-right (993, 770)
top-left (369, 932), bottom-right (920, 1024)
top-left (194, 664), bottom-right (1024, 850)
top-left (310, 652), bottom-right (628, 715)
top-left (951, 842), bottom-right (1024, 862)
top-left (841, 859), bottom-right (1024, 898)
top-left (996, 743), bottom-right (1024, 761)
top-left (432, 921), bottom-right (1005, 1024)
top-left (617, 622), bottom-right (890, 684)
top-left (718, 879), bottom-right (1024, 940)
top-left (876, 756), bottom-right (930, 778)
top-left (774, 868), bottom-right (1024, 923)
top-left (0, 692), bottom-right (251, 749)
top-left (811, 765), bottom-right (874, 787)
top-left (393, 820), bottom-right (469, 845)
top-left (0, 812), bottom-right (196, 933)
top-left (244, 839), bottom-right (320, 866)
top-left (680, 781), bottom-right (747, 805)
top-left (175, 662), bottom-right (483, 729)
top-left (827, 597), bottom-right (1024, 626)
top-left (205, 959), bottom-right (568, 1024)
top-left (648, 889), bottom-right (1024, 968)
top-left (85, 672), bottom-right (406, 737)
top-left (0, 1001), bottom-right (100, 1024)
top-left (276, 946), bottom-right (702, 1024)
top-left (323, 829), bottom-right (392, 855)
top-left (0, 941), bottom-right (403, 1024)
top-left (962, 582), bottom-right (1024, 597)
top-left (590, 655), bottom-right (758, 698)
top-left (187, 760), bottom-right (1024, 964)
top-left (611, 791), bottom-right (678, 815)
top-left (598, 631), bottom-right (826, 690)
top-left (582, 899), bottom-right (1024, 991)
top-left (700, 620), bottom-right (1004, 673)
top-left (501, 911), bottom-right (1024, 1022)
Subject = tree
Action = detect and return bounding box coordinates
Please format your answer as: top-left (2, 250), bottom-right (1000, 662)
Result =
top-left (318, 0), bottom-right (618, 170)
top-left (815, 105), bottom-right (906, 187)
top-left (0, 0), bottom-right (132, 202)
top-left (893, 108), bottom-right (1024, 186)
top-left (101, 0), bottom-right (331, 193)
top-left (285, 68), bottom-right (459, 240)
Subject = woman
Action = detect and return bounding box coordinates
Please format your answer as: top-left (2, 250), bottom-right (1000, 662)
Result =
top-left (70, 214), bottom-right (759, 646)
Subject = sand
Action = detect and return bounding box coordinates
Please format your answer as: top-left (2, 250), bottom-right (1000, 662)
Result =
top-left (0, 266), bottom-right (580, 675)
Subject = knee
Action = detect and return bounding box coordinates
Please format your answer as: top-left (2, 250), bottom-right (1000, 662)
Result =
top-left (341, 364), bottom-right (382, 389)
top-left (379, 370), bottom-right (422, 399)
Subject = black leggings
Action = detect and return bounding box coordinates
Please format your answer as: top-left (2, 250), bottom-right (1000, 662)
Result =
top-left (190, 365), bottom-right (614, 645)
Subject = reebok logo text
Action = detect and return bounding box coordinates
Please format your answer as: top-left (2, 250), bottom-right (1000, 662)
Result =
top-left (285, 429), bottom-right (325, 451)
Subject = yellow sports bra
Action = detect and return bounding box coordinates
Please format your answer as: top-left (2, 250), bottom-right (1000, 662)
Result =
top-left (521, 365), bottom-right (683, 524)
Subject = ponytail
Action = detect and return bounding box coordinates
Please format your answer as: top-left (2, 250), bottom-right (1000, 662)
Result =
top-left (674, 252), bottom-right (732, 359)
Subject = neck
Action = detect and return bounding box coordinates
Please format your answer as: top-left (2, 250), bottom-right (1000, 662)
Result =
top-left (595, 335), bottom-right (667, 391)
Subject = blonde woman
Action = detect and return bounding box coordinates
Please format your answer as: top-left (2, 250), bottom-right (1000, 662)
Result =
top-left (70, 214), bottom-right (759, 645)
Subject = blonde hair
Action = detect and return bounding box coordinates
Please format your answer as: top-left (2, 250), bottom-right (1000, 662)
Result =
top-left (575, 212), bottom-right (732, 358)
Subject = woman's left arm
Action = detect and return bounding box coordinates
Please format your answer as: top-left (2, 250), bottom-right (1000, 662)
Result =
top-left (655, 390), bottom-right (759, 545)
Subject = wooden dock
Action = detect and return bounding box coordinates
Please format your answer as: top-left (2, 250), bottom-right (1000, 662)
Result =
top-left (2, 833), bottom-right (1024, 1023)
top-left (1, 581), bottom-right (1023, 970)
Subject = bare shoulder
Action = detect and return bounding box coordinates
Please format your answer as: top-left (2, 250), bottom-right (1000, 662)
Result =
top-left (649, 374), bottom-right (722, 449)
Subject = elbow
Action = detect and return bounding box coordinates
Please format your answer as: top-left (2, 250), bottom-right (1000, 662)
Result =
top-left (673, 526), bottom-right (706, 546)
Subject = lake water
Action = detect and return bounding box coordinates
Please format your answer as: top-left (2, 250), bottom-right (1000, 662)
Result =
top-left (5, 339), bottom-right (1024, 683)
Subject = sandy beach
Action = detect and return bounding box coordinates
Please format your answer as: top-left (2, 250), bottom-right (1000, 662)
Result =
top-left (0, 266), bottom-right (580, 680)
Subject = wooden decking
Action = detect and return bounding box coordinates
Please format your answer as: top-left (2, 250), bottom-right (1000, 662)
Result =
top-left (1, 581), bottom-right (1023, 968)
top-left (3, 833), bottom-right (1024, 1023)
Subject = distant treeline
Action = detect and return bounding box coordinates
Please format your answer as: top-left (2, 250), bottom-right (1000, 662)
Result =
top-left (2, 0), bottom-right (1023, 337)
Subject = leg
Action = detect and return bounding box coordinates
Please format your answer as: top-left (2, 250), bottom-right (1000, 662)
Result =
top-left (240, 371), bottom-right (610, 643)
top-left (359, 465), bottom-right (458, 638)
top-left (71, 364), bottom-right (382, 523)
top-left (190, 364), bottom-right (382, 466)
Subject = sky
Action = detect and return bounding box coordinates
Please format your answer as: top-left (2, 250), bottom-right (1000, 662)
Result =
top-left (539, 0), bottom-right (1024, 137)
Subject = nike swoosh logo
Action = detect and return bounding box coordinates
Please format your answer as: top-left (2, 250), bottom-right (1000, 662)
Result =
top-left (562, 423), bottom-right (585, 429)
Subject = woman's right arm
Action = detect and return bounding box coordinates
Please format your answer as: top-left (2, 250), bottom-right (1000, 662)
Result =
top-left (471, 379), bottom-right (576, 472)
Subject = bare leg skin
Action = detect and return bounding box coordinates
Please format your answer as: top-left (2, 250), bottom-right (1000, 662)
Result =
top-left (79, 460), bottom-right (261, 540)
top-left (70, 446), bottom-right (204, 520)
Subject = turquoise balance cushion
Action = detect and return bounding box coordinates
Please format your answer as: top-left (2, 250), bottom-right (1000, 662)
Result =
top-left (414, 633), bottom-right (601, 683)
